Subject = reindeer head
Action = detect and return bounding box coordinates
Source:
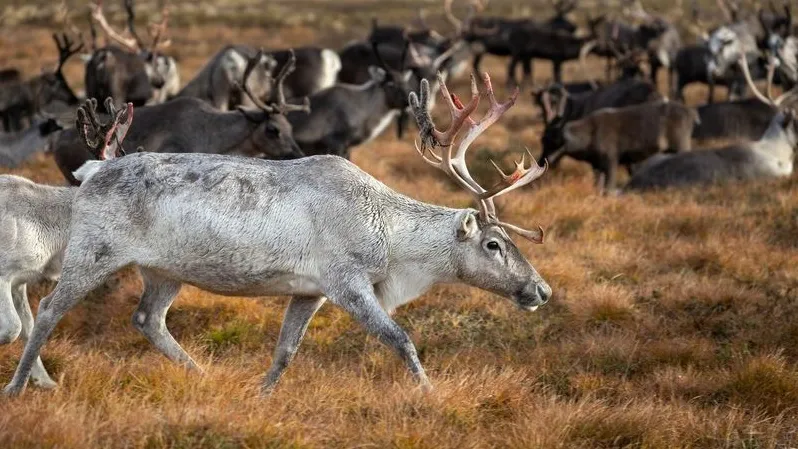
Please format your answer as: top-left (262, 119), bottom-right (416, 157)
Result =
top-left (89, 0), bottom-right (176, 93)
top-left (707, 26), bottom-right (742, 77)
top-left (35, 33), bottom-right (83, 108)
top-left (368, 40), bottom-right (419, 138)
top-left (759, 0), bottom-right (793, 41)
top-left (549, 0), bottom-right (579, 34)
top-left (409, 72), bottom-right (551, 311)
top-left (611, 41), bottom-right (648, 80)
top-left (236, 49), bottom-right (309, 160)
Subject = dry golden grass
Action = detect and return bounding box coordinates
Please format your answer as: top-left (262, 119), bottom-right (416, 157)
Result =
top-left (3, 1), bottom-right (798, 447)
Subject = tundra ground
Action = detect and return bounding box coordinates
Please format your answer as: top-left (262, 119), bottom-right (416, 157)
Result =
top-left (2, 1), bottom-right (798, 448)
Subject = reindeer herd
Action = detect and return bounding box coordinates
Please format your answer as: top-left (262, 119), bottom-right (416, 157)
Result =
top-left (0, 0), bottom-right (797, 397)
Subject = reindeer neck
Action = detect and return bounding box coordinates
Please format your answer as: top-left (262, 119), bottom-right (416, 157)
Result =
top-left (215, 109), bottom-right (270, 154)
top-left (374, 195), bottom-right (463, 311)
top-left (383, 193), bottom-right (462, 279)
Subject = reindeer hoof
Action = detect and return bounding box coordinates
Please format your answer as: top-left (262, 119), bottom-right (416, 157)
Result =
top-left (2, 382), bottom-right (25, 397)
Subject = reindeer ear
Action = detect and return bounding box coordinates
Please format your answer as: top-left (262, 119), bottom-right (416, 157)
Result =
top-left (456, 211), bottom-right (480, 241)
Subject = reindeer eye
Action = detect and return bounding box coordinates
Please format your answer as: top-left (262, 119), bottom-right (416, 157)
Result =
top-left (486, 241), bottom-right (500, 251)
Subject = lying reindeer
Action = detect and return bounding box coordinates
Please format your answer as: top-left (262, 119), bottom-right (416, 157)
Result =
top-left (692, 97), bottom-right (775, 142)
top-left (626, 56), bottom-right (797, 191)
top-left (3, 72), bottom-right (551, 397)
top-left (54, 50), bottom-right (310, 185)
top-left (540, 99), bottom-right (698, 193)
top-left (0, 98), bottom-right (131, 389)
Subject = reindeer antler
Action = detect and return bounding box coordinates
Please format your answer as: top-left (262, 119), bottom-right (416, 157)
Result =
top-left (52, 32), bottom-right (83, 76)
top-left (90, 0), bottom-right (140, 53)
top-left (147, 6), bottom-right (172, 53)
top-left (238, 49), bottom-right (310, 115)
top-left (270, 49), bottom-right (311, 114)
top-left (409, 72), bottom-right (546, 243)
top-left (739, 53), bottom-right (798, 107)
top-left (90, 0), bottom-right (171, 55)
top-left (76, 98), bottom-right (134, 161)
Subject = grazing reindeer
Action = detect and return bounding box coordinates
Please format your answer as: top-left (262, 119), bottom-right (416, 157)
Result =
top-left (85, 0), bottom-right (178, 106)
top-left (54, 51), bottom-right (309, 185)
top-left (2, 72), bottom-right (551, 397)
top-left (0, 98), bottom-right (131, 389)
top-left (444, 0), bottom-right (578, 85)
top-left (540, 99), bottom-right (698, 193)
top-left (627, 56), bottom-right (797, 191)
top-left (0, 34), bottom-right (82, 132)
top-left (290, 43), bottom-right (415, 158)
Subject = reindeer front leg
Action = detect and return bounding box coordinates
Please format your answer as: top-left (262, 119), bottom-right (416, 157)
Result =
top-left (603, 156), bottom-right (620, 195)
top-left (326, 276), bottom-right (430, 391)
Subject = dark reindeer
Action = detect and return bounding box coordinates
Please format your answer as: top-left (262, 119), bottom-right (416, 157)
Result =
top-left (367, 10), bottom-right (472, 78)
top-left (0, 34), bottom-right (82, 132)
top-left (288, 42), bottom-right (415, 159)
top-left (540, 99), bottom-right (698, 193)
top-left (532, 78), bottom-right (660, 127)
top-left (692, 98), bottom-right (776, 142)
top-left (85, 0), bottom-right (178, 106)
top-left (627, 56), bottom-right (797, 191)
top-left (444, 0), bottom-right (579, 85)
top-left (54, 50), bottom-right (310, 185)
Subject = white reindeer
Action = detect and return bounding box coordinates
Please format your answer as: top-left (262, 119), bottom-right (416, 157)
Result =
top-left (626, 55), bottom-right (797, 190)
top-left (3, 72), bottom-right (551, 396)
top-left (0, 99), bottom-right (132, 389)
